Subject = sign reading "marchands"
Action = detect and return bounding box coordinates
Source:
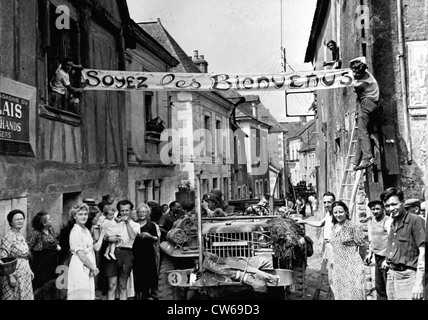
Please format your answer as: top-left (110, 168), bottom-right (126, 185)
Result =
top-left (0, 92), bottom-right (28, 141)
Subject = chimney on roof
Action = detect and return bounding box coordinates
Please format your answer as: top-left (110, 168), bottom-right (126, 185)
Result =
top-left (192, 50), bottom-right (209, 73)
top-left (252, 102), bottom-right (258, 119)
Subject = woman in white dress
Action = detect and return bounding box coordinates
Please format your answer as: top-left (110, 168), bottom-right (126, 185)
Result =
top-left (67, 203), bottom-right (99, 300)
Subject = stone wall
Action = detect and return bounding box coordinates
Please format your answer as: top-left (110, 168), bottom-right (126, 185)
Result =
top-left (371, 0), bottom-right (427, 198)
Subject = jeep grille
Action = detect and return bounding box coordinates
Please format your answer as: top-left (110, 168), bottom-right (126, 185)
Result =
top-left (203, 231), bottom-right (271, 258)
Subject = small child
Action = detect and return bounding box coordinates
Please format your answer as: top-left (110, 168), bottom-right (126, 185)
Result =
top-left (98, 205), bottom-right (121, 260)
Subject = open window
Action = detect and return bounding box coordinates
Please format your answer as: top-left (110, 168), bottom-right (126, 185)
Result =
top-left (47, 3), bottom-right (81, 113)
top-left (39, 1), bottom-right (82, 120)
top-left (144, 92), bottom-right (165, 144)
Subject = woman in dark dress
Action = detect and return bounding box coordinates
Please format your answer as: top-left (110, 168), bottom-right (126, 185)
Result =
top-left (132, 203), bottom-right (159, 300)
top-left (27, 211), bottom-right (61, 291)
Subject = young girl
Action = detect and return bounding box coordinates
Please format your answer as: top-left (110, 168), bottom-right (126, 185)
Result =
top-left (97, 205), bottom-right (121, 260)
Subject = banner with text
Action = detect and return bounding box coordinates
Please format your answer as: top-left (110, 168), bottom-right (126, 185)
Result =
top-left (81, 68), bottom-right (355, 92)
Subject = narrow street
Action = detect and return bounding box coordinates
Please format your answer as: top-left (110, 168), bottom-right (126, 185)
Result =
top-left (1, 0), bottom-right (426, 305)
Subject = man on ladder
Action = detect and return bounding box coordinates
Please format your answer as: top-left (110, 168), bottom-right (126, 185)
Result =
top-left (349, 57), bottom-right (380, 171)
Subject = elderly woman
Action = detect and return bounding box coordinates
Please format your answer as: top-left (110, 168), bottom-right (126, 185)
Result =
top-left (330, 201), bottom-right (366, 300)
top-left (27, 210), bottom-right (61, 291)
top-left (67, 203), bottom-right (99, 300)
top-left (132, 203), bottom-right (158, 300)
top-left (0, 209), bottom-right (34, 300)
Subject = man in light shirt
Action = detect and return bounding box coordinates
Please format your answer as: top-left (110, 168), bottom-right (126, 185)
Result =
top-left (103, 200), bottom-right (140, 300)
top-left (350, 57), bottom-right (380, 171)
top-left (364, 200), bottom-right (392, 300)
top-left (295, 191), bottom-right (336, 297)
top-left (49, 57), bottom-right (83, 110)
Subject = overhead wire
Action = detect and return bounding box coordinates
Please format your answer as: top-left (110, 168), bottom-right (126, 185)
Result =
top-left (259, 62), bottom-right (285, 102)
top-left (259, 53), bottom-right (283, 101)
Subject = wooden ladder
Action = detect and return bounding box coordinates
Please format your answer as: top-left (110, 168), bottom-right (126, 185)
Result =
top-left (338, 121), bottom-right (363, 221)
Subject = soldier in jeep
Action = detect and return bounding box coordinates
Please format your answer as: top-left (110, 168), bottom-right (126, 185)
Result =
top-left (201, 193), bottom-right (227, 217)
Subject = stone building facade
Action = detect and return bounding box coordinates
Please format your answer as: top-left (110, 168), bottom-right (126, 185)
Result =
top-left (140, 21), bottom-right (233, 202)
top-left (304, 0), bottom-right (427, 212)
top-left (125, 21), bottom-right (181, 207)
top-left (233, 96), bottom-right (271, 200)
top-left (0, 0), bottom-right (135, 237)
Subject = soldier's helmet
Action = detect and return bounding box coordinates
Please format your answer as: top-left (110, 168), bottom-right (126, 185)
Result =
top-left (203, 193), bottom-right (220, 205)
top-left (210, 188), bottom-right (223, 200)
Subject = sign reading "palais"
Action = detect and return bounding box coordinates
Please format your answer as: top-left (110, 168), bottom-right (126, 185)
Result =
top-left (0, 92), bottom-right (29, 141)
top-left (0, 77), bottom-right (36, 158)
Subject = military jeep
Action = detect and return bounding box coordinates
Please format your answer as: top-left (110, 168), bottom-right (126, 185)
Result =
top-left (157, 214), bottom-right (309, 300)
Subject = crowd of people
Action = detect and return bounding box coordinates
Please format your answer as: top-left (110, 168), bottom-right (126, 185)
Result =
top-left (0, 195), bottom-right (190, 300)
top-left (0, 183), bottom-right (425, 300)
top-left (295, 187), bottom-right (425, 300)
top-left (0, 187), bottom-right (234, 301)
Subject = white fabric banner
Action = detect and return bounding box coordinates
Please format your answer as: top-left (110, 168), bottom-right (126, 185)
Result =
top-left (81, 68), bottom-right (355, 92)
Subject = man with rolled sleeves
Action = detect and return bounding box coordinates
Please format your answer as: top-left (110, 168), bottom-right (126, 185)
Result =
top-left (380, 187), bottom-right (425, 300)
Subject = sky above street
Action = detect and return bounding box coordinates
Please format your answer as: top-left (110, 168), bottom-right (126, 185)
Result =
top-left (126, 0), bottom-right (317, 122)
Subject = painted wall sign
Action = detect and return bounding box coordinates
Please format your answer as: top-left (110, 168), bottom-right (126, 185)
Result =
top-left (0, 77), bottom-right (36, 157)
top-left (0, 92), bottom-right (29, 141)
top-left (81, 68), bottom-right (355, 92)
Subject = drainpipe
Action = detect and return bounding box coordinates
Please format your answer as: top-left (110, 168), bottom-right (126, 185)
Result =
top-left (397, 0), bottom-right (412, 164)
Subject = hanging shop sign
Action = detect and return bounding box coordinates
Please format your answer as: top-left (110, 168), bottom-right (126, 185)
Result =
top-left (81, 68), bottom-right (355, 92)
top-left (0, 77), bottom-right (36, 157)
